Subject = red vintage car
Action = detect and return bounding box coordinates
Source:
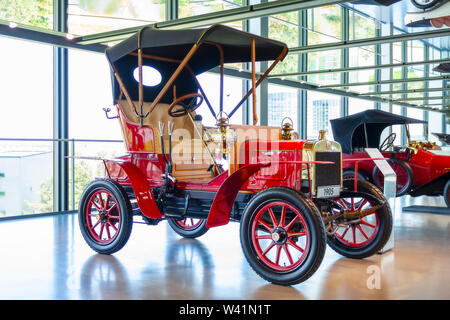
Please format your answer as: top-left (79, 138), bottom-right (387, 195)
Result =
top-left (77, 25), bottom-right (393, 286)
top-left (332, 110), bottom-right (450, 208)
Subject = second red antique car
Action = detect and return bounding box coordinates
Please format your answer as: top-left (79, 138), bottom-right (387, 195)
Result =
top-left (332, 110), bottom-right (450, 208)
top-left (77, 25), bottom-right (393, 285)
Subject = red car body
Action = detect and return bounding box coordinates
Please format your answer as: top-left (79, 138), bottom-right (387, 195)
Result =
top-left (77, 25), bottom-right (394, 286)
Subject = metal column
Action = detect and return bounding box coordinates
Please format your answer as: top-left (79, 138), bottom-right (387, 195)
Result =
top-left (53, 0), bottom-right (69, 212)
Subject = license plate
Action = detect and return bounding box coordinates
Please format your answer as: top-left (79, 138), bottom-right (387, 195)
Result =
top-left (317, 185), bottom-right (340, 198)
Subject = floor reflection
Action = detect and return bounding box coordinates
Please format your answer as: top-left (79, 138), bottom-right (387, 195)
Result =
top-left (0, 194), bottom-right (448, 299)
top-left (80, 255), bottom-right (131, 299)
top-left (163, 238), bottom-right (214, 291)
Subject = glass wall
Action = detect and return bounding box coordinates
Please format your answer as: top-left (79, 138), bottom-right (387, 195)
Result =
top-left (68, 0), bottom-right (166, 35)
top-left (68, 49), bottom-right (126, 209)
top-left (307, 6), bottom-right (342, 87)
top-left (268, 85), bottom-right (298, 130)
top-left (179, 0), bottom-right (242, 21)
top-left (0, 0), bottom-right (53, 29)
top-left (406, 40), bottom-right (425, 141)
top-left (0, 36), bottom-right (54, 217)
top-left (347, 10), bottom-right (377, 114)
top-left (306, 5), bottom-right (342, 139)
top-left (1, 1), bottom-right (448, 218)
top-left (307, 92), bottom-right (341, 140)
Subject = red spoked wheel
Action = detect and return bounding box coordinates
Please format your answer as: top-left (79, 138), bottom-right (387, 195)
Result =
top-left (444, 180), bottom-right (450, 209)
top-left (372, 158), bottom-right (413, 197)
top-left (168, 217), bottom-right (209, 238)
top-left (176, 218), bottom-right (203, 230)
top-left (333, 198), bottom-right (379, 248)
top-left (251, 201), bottom-right (310, 272)
top-left (240, 187), bottom-right (326, 286)
top-left (85, 190), bottom-right (121, 244)
top-left (326, 179), bottom-right (392, 259)
top-left (79, 179), bottom-right (133, 254)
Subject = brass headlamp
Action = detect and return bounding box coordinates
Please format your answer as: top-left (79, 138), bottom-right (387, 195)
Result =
top-left (281, 117), bottom-right (294, 140)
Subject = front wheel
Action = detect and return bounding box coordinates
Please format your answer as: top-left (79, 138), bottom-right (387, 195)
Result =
top-left (78, 179), bottom-right (133, 255)
top-left (240, 187), bottom-right (326, 286)
top-left (326, 179), bottom-right (393, 259)
top-left (167, 217), bottom-right (209, 238)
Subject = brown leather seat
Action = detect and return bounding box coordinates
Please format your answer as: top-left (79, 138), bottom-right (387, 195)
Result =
top-left (117, 99), bottom-right (214, 182)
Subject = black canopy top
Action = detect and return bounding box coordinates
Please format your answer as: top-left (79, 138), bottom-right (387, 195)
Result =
top-left (106, 24), bottom-right (288, 72)
top-left (106, 25), bottom-right (288, 104)
top-left (330, 109), bottom-right (426, 154)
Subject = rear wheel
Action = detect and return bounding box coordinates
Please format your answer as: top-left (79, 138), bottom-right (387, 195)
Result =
top-left (342, 169), bottom-right (369, 182)
top-left (240, 187), bottom-right (326, 286)
top-left (167, 217), bottom-right (209, 238)
top-left (326, 179), bottom-right (393, 259)
top-left (372, 158), bottom-right (413, 196)
top-left (443, 180), bottom-right (450, 209)
top-left (78, 179), bottom-right (133, 255)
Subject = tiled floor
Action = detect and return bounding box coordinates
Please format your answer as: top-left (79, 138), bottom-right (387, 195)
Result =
top-left (0, 195), bottom-right (449, 299)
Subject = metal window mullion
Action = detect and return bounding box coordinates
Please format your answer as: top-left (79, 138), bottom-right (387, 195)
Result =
top-left (53, 0), bottom-right (69, 213)
top-left (443, 49), bottom-right (449, 133)
top-left (341, 6), bottom-right (348, 116)
top-left (375, 22), bottom-right (382, 110)
top-left (424, 44), bottom-right (430, 139)
top-left (167, 0), bottom-right (178, 20)
top-left (298, 9), bottom-right (308, 139)
top-left (401, 40), bottom-right (407, 146)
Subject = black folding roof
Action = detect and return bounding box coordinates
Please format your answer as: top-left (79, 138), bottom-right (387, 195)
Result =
top-left (105, 24), bottom-right (287, 103)
top-left (106, 24), bottom-right (288, 73)
top-left (330, 109), bottom-right (426, 154)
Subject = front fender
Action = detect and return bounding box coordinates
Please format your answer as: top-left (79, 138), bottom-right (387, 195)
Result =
top-left (206, 163), bottom-right (269, 228)
top-left (108, 160), bottom-right (163, 219)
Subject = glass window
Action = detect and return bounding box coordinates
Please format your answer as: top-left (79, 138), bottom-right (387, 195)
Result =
top-left (308, 6), bottom-right (342, 42)
top-left (268, 11), bottom-right (299, 76)
top-left (268, 85), bottom-right (298, 130)
top-left (68, 49), bottom-right (126, 210)
top-left (391, 40), bottom-right (404, 101)
top-left (407, 108), bottom-right (425, 141)
top-left (348, 12), bottom-right (376, 96)
top-left (306, 6), bottom-right (342, 86)
top-left (178, 0), bottom-right (243, 29)
top-left (196, 73), bottom-right (244, 127)
top-left (0, 36), bottom-right (54, 217)
top-left (307, 91), bottom-right (341, 140)
top-left (0, 0), bottom-right (53, 29)
top-left (307, 50), bottom-right (341, 85)
top-left (390, 105), bottom-right (403, 146)
top-left (428, 111), bottom-right (443, 144)
top-left (348, 97), bottom-right (373, 115)
top-left (68, 0), bottom-right (166, 35)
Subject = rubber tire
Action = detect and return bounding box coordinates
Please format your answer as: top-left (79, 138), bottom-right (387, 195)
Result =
top-left (343, 169), bottom-right (369, 182)
top-left (167, 218), bottom-right (209, 238)
top-left (372, 158), bottom-right (413, 197)
top-left (326, 179), bottom-right (393, 259)
top-left (411, 0), bottom-right (441, 9)
top-left (78, 179), bottom-right (133, 255)
top-left (443, 180), bottom-right (450, 209)
top-left (240, 187), bottom-right (326, 286)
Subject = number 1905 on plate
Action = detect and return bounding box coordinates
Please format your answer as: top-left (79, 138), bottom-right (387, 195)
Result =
top-left (317, 185), bottom-right (340, 198)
